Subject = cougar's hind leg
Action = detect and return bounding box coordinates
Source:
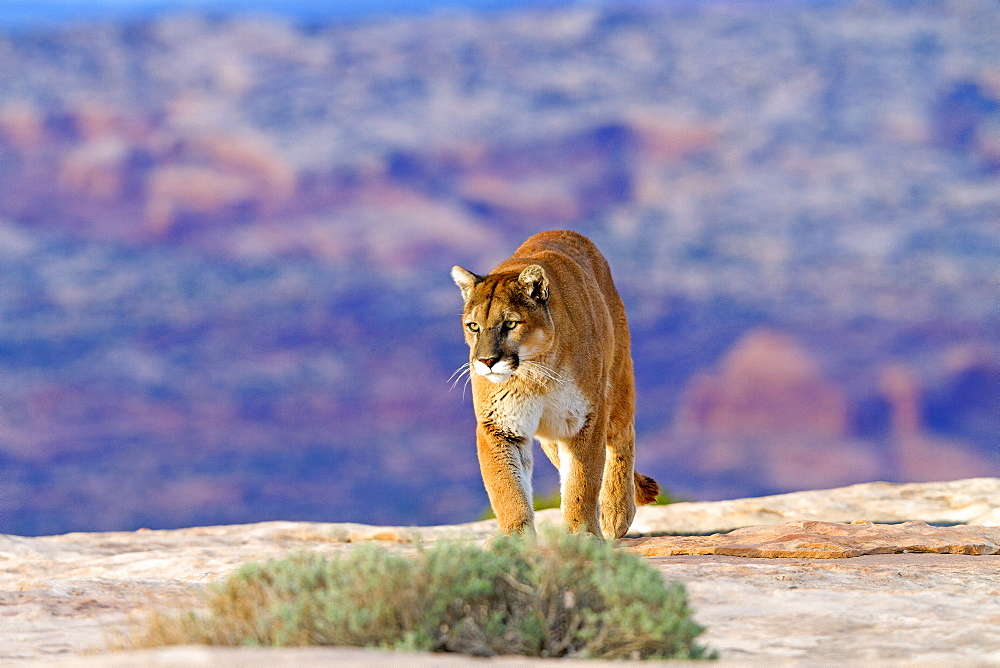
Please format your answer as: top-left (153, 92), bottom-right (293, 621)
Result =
top-left (558, 422), bottom-right (604, 538)
top-left (539, 439), bottom-right (560, 470)
top-left (600, 417), bottom-right (637, 540)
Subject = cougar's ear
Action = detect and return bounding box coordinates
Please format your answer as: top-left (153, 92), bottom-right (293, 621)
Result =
top-left (518, 264), bottom-right (549, 303)
top-left (451, 266), bottom-right (481, 301)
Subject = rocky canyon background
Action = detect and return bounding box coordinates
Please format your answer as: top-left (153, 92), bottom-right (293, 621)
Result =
top-left (0, 0), bottom-right (997, 536)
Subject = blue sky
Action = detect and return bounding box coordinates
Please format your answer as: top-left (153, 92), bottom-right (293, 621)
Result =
top-left (0, 0), bottom-right (601, 28)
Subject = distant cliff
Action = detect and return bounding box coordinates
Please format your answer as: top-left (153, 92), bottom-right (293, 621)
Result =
top-left (0, 1), bottom-right (996, 534)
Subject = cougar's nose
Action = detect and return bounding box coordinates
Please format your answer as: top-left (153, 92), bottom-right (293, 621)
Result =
top-left (478, 356), bottom-right (501, 369)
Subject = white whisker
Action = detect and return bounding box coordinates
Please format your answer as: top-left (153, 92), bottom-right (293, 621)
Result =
top-left (448, 363), bottom-right (472, 392)
top-left (450, 371), bottom-right (470, 392)
top-left (521, 360), bottom-right (566, 384)
top-left (447, 363), bottom-right (470, 383)
top-left (523, 364), bottom-right (545, 380)
top-left (451, 372), bottom-right (470, 392)
top-left (524, 360), bottom-right (563, 380)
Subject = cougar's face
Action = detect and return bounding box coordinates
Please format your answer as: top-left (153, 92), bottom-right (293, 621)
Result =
top-left (452, 265), bottom-right (553, 384)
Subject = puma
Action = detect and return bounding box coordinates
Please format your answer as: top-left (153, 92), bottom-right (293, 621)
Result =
top-left (451, 230), bottom-right (659, 539)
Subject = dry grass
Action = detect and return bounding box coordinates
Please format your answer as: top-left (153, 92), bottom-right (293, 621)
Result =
top-left (122, 529), bottom-right (713, 660)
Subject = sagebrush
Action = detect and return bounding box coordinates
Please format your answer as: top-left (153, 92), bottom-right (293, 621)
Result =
top-left (125, 529), bottom-right (713, 660)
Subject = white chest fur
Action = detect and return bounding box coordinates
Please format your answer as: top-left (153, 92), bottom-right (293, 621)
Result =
top-left (536, 379), bottom-right (590, 442)
top-left (485, 378), bottom-right (590, 443)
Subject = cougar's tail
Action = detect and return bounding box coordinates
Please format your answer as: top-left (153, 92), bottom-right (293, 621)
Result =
top-left (633, 471), bottom-right (660, 505)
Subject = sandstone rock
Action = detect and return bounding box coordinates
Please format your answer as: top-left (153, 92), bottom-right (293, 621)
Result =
top-left (4, 479), bottom-right (1000, 665)
top-left (628, 477), bottom-right (1000, 535)
top-left (659, 551), bottom-right (1000, 665)
top-left (8, 533), bottom-right (1000, 667)
top-left (8, 645), bottom-right (708, 667)
top-left (977, 507), bottom-right (1000, 526)
top-left (620, 520), bottom-right (1000, 559)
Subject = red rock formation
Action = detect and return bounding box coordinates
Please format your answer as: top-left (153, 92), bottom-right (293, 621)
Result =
top-left (675, 328), bottom-right (849, 439)
top-left (456, 173), bottom-right (582, 225)
top-left (628, 114), bottom-right (717, 164)
top-left (144, 133), bottom-right (296, 234)
top-left (878, 362), bottom-right (995, 482)
top-left (0, 104), bottom-right (47, 149)
top-left (73, 102), bottom-right (120, 141)
top-left (190, 134), bottom-right (296, 202)
top-left (58, 137), bottom-right (130, 201)
top-left (880, 363), bottom-right (922, 439)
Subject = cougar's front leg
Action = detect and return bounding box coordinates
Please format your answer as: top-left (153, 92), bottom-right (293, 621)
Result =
top-left (476, 422), bottom-right (534, 535)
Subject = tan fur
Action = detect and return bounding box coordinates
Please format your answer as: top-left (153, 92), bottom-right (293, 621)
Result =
top-left (452, 230), bottom-right (660, 539)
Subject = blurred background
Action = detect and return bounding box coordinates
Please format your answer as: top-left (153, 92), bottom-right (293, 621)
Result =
top-left (0, 0), bottom-right (996, 536)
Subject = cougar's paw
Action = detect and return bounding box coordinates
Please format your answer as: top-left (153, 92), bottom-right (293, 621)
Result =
top-left (600, 502), bottom-right (636, 541)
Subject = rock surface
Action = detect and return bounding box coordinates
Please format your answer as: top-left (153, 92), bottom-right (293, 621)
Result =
top-left (3, 478), bottom-right (1000, 665)
top-left (621, 520), bottom-right (1000, 558)
top-left (627, 477), bottom-right (1000, 535)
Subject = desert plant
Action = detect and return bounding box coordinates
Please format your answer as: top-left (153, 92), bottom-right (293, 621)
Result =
top-left (124, 529), bottom-right (713, 660)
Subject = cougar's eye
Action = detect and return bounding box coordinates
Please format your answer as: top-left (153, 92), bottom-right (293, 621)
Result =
top-left (466, 322), bottom-right (480, 333)
top-left (503, 320), bottom-right (520, 331)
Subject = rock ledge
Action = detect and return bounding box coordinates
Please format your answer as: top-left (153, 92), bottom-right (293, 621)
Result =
top-left (621, 519), bottom-right (1000, 558)
top-left (3, 478), bottom-right (999, 665)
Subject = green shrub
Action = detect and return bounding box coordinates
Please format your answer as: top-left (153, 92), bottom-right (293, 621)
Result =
top-left (125, 529), bottom-right (713, 660)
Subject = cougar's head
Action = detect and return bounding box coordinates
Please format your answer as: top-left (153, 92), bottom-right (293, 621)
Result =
top-left (451, 264), bottom-right (553, 384)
